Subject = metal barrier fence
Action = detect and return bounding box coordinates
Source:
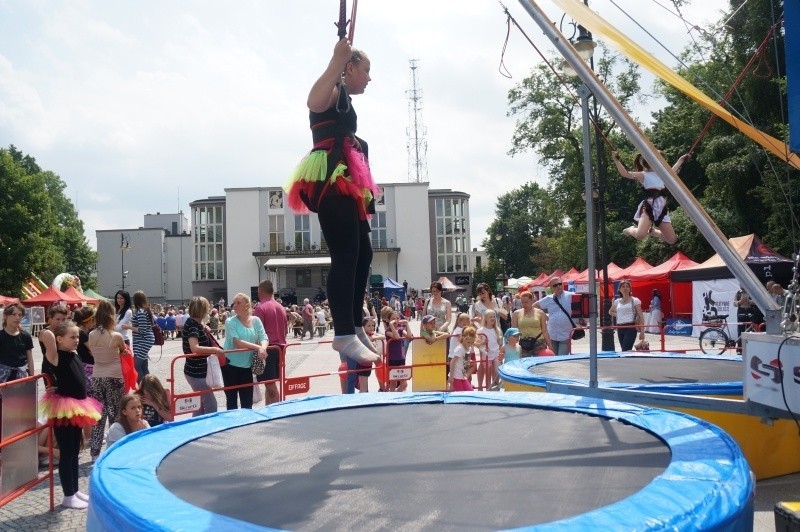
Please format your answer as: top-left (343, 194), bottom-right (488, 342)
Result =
top-left (0, 374), bottom-right (54, 511)
top-left (166, 322), bottom-right (771, 417)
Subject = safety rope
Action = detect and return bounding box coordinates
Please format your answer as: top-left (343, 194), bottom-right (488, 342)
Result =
top-left (335, 0), bottom-right (358, 43)
top-left (689, 21), bottom-right (781, 155)
top-left (497, 3), bottom-right (617, 153)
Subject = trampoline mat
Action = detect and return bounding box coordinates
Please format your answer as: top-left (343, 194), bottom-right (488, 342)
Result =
top-left (157, 404), bottom-right (671, 530)
top-left (531, 356), bottom-right (741, 385)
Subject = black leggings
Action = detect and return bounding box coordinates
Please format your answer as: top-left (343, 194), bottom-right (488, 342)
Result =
top-left (317, 194), bottom-right (373, 336)
top-left (222, 364), bottom-right (254, 410)
top-left (53, 424), bottom-right (82, 497)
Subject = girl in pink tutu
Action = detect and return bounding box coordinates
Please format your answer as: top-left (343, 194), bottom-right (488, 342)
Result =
top-left (448, 327), bottom-right (478, 392)
top-left (285, 37), bottom-right (380, 370)
top-left (40, 321), bottom-right (102, 509)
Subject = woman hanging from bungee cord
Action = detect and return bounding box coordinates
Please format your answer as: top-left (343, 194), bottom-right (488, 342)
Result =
top-left (612, 150), bottom-right (691, 244)
top-left (284, 3), bottom-right (380, 369)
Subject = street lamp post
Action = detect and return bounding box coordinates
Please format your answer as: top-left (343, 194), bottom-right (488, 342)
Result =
top-left (561, 16), bottom-right (616, 352)
top-left (120, 233), bottom-right (130, 291)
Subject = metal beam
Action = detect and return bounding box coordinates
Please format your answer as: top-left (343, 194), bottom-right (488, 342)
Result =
top-left (516, 0), bottom-right (779, 325)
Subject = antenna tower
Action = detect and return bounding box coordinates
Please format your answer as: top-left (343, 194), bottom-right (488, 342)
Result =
top-left (406, 59), bottom-right (428, 182)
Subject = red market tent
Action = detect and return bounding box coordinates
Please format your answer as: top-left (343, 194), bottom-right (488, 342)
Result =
top-left (574, 263), bottom-right (624, 284)
top-left (561, 267), bottom-right (581, 282)
top-left (64, 286), bottom-right (99, 305)
top-left (21, 286), bottom-right (83, 307)
top-left (436, 276), bottom-right (466, 292)
top-left (533, 269), bottom-right (564, 287)
top-left (626, 252), bottom-right (700, 318)
top-left (519, 273), bottom-right (549, 292)
top-left (614, 257), bottom-right (653, 280)
top-left (0, 295), bottom-right (20, 305)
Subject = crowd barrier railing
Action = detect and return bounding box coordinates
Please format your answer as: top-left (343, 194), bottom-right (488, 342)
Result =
top-left (0, 374), bottom-right (54, 511)
top-left (168, 345), bottom-right (285, 418)
top-left (567, 319), bottom-right (763, 355)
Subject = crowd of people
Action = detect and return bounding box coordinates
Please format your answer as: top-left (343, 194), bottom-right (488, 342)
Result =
top-left (2, 272), bottom-right (790, 510)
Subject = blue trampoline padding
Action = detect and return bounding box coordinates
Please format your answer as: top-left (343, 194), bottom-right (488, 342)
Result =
top-left (499, 352), bottom-right (743, 395)
top-left (88, 392), bottom-right (753, 531)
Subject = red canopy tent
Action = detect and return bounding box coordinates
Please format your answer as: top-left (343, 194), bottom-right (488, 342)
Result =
top-left (561, 267), bottom-right (581, 282)
top-left (626, 252), bottom-right (700, 317)
top-left (436, 276), bottom-right (466, 292)
top-left (519, 273), bottom-right (549, 292)
top-left (64, 286), bottom-right (99, 305)
top-left (0, 295), bottom-right (20, 305)
top-left (533, 269), bottom-right (564, 287)
top-left (21, 286), bottom-right (83, 307)
top-left (574, 263), bottom-right (623, 285)
top-left (614, 257), bottom-right (653, 280)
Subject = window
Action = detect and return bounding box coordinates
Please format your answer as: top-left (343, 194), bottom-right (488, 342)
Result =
top-left (193, 205), bottom-right (224, 281)
top-left (370, 212), bottom-right (387, 248)
top-left (434, 198), bottom-right (469, 274)
top-left (296, 268), bottom-right (312, 287)
top-left (269, 215), bottom-right (285, 252)
top-left (294, 215), bottom-right (311, 251)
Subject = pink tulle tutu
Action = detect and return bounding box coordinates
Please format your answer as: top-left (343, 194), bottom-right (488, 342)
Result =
top-left (285, 137), bottom-right (379, 220)
top-left (40, 390), bottom-right (102, 428)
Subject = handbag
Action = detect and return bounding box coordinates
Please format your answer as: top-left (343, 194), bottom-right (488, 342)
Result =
top-left (519, 333), bottom-right (541, 352)
top-left (251, 351), bottom-right (266, 376)
top-left (206, 352), bottom-right (224, 388)
top-left (152, 323), bottom-right (165, 346)
top-left (204, 325), bottom-right (227, 366)
top-left (252, 376), bottom-right (264, 404)
top-left (553, 295), bottom-right (585, 340)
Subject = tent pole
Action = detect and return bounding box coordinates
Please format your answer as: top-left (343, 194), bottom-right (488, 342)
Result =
top-left (516, 0), bottom-right (780, 333)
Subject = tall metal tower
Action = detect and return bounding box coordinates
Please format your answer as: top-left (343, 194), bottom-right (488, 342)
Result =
top-left (406, 59), bottom-right (428, 182)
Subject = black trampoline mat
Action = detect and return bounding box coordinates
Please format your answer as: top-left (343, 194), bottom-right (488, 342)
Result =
top-left (157, 404), bottom-right (671, 530)
top-left (531, 357), bottom-right (742, 385)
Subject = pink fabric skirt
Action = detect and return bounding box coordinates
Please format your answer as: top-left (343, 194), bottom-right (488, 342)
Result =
top-left (40, 391), bottom-right (102, 428)
top-left (451, 379), bottom-right (474, 392)
top-left (285, 137), bottom-right (379, 220)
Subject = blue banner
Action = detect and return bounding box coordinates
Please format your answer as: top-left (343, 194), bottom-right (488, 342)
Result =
top-left (788, 0), bottom-right (800, 153)
top-left (665, 317), bottom-right (692, 336)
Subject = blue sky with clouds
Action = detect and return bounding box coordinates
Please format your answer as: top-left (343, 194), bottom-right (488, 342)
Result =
top-left (0, 0), bottom-right (727, 249)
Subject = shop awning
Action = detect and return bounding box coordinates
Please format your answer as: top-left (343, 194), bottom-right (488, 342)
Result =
top-left (264, 257), bottom-right (332, 268)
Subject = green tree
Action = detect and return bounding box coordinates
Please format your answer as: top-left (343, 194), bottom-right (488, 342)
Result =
top-left (647, 0), bottom-right (798, 255)
top-left (483, 182), bottom-right (557, 276)
top-left (0, 146), bottom-right (97, 296)
top-left (507, 46), bottom-right (642, 228)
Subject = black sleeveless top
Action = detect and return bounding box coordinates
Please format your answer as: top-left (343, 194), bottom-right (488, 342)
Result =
top-left (52, 349), bottom-right (88, 399)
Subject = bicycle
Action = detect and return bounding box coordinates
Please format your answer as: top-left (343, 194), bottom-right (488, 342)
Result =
top-left (698, 312), bottom-right (756, 355)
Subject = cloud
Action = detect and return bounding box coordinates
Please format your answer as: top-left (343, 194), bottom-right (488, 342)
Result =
top-left (0, 0), bottom-right (728, 250)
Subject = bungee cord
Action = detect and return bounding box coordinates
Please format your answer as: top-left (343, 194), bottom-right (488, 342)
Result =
top-left (497, 2), bottom-right (620, 155)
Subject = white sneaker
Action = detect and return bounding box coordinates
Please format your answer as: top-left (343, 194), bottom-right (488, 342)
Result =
top-left (62, 495), bottom-right (89, 509)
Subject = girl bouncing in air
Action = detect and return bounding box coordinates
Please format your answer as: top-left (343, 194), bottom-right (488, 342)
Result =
top-left (40, 321), bottom-right (102, 509)
top-left (285, 37), bottom-right (380, 368)
top-left (612, 151), bottom-right (690, 244)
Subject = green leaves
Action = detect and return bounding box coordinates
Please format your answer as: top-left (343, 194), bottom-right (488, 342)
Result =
top-left (0, 146), bottom-right (97, 296)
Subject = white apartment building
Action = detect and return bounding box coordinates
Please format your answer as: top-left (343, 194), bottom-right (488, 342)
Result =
top-left (96, 185), bottom-right (474, 306)
top-left (95, 212), bottom-right (192, 303)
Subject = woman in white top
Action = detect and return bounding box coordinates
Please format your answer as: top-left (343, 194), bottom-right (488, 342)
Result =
top-left (609, 280), bottom-right (644, 351)
top-left (612, 150), bottom-right (690, 244)
top-left (114, 290), bottom-right (133, 346)
top-left (470, 282), bottom-right (508, 331)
